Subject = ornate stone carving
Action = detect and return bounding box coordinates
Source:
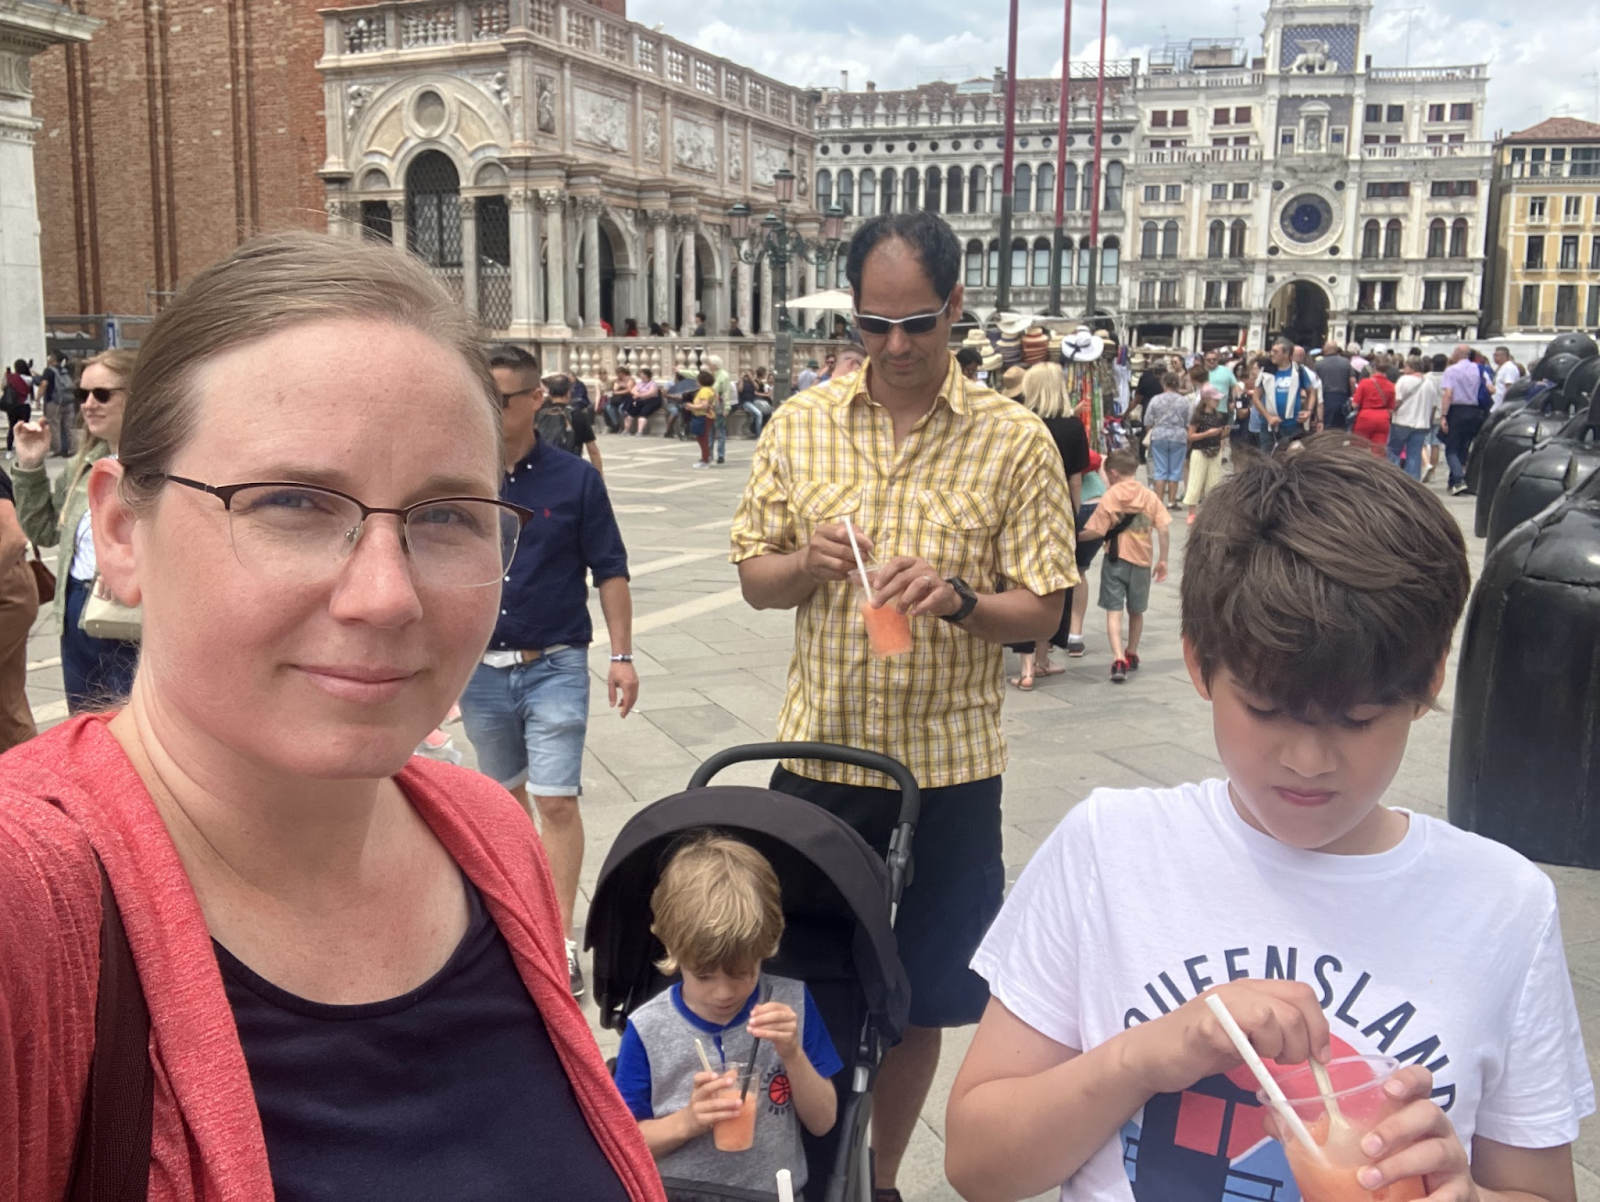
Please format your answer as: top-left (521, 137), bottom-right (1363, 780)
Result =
top-left (535, 75), bottom-right (556, 133)
top-left (323, 196), bottom-right (360, 222)
top-left (536, 188), bottom-right (566, 212)
top-left (573, 87), bottom-right (629, 153)
top-left (576, 195), bottom-right (605, 218)
top-left (751, 140), bottom-right (788, 188)
top-left (458, 196), bottom-right (477, 219)
top-left (670, 213), bottom-right (698, 234)
top-left (643, 207), bottom-right (671, 228)
top-left (474, 70), bottom-right (511, 116)
top-left (728, 137), bottom-right (743, 183)
top-left (673, 116), bottom-right (716, 174)
top-left (642, 110), bottom-right (661, 161)
top-left (0, 53), bottom-right (32, 99)
top-left (796, 158), bottom-right (809, 196)
top-left (345, 83), bottom-right (376, 131)
top-left (509, 187), bottom-right (531, 212)
top-left (1287, 38), bottom-right (1336, 74)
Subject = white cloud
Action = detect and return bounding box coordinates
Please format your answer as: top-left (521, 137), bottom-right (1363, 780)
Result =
top-left (630, 0), bottom-right (1596, 134)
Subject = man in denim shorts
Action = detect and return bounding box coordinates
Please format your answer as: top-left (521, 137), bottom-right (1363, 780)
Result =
top-left (459, 345), bottom-right (638, 997)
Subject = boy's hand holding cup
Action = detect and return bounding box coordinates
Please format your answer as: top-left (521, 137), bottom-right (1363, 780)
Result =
top-left (1348, 1066), bottom-right (1474, 1198)
top-left (748, 1000), bottom-right (801, 1062)
top-left (686, 1068), bottom-right (746, 1136)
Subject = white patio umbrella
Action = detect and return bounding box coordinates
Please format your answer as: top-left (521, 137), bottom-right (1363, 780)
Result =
top-left (784, 288), bottom-right (856, 311)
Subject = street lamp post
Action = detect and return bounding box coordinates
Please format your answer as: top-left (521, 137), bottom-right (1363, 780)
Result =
top-left (728, 167), bottom-right (844, 404)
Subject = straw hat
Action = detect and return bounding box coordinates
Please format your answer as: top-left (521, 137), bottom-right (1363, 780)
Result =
top-left (960, 328), bottom-right (991, 354)
top-left (981, 350), bottom-right (1003, 374)
top-left (994, 312), bottom-right (1033, 338)
top-left (999, 366), bottom-right (1027, 399)
top-left (1062, 325), bottom-right (1106, 363)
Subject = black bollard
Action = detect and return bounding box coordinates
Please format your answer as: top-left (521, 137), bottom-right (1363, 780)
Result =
top-left (1484, 414), bottom-right (1600, 546)
top-left (1471, 390), bottom-right (1580, 537)
top-left (1450, 468), bottom-right (1600, 868)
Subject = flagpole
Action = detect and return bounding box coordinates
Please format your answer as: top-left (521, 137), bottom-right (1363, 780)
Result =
top-left (1047, 0), bottom-right (1074, 316)
top-left (995, 0), bottom-right (1020, 313)
top-left (1083, 0), bottom-right (1109, 320)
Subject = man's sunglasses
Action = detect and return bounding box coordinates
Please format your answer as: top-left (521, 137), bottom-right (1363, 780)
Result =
top-left (76, 387), bottom-right (125, 404)
top-left (498, 383), bottom-right (544, 408)
top-left (853, 296), bottom-right (952, 337)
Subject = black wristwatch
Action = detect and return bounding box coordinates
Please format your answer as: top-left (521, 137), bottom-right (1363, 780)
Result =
top-left (940, 576), bottom-right (979, 624)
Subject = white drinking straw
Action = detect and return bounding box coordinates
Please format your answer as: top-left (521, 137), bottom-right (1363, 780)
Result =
top-left (1203, 994), bottom-right (1323, 1157)
top-left (775, 1169), bottom-right (796, 1202)
top-left (694, 1038), bottom-right (714, 1075)
top-left (843, 517), bottom-right (874, 605)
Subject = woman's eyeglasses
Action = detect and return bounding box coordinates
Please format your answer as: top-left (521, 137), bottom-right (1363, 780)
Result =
top-left (852, 296), bottom-right (952, 337)
top-left (76, 387), bottom-right (126, 404)
top-left (147, 474), bottom-right (534, 588)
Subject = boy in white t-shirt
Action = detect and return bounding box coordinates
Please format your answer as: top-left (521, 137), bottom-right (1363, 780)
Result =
top-left (946, 438), bottom-right (1594, 1202)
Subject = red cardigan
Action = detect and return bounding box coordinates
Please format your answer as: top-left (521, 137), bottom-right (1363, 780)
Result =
top-left (0, 715), bottom-right (665, 1201)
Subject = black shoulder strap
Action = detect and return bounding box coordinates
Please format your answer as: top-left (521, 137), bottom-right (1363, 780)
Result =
top-left (1101, 510), bottom-right (1139, 563)
top-left (67, 858), bottom-right (154, 1202)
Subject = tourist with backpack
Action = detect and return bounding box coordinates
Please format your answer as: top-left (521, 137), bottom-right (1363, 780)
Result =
top-left (540, 372), bottom-right (603, 477)
top-left (1, 360), bottom-right (34, 456)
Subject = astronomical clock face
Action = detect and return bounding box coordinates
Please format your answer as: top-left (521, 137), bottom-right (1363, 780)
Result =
top-left (1272, 188), bottom-right (1342, 256)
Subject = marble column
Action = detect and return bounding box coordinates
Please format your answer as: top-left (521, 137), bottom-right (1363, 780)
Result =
top-left (679, 219), bottom-right (698, 334)
top-left (459, 197), bottom-right (480, 321)
top-left (649, 212), bottom-right (671, 327)
top-left (580, 198), bottom-right (602, 331)
top-left (760, 255), bottom-right (774, 335)
top-left (736, 255), bottom-right (754, 335)
top-left (564, 198), bottom-right (581, 329)
top-left (508, 187), bottom-right (536, 334)
top-left (539, 189), bottom-right (568, 332)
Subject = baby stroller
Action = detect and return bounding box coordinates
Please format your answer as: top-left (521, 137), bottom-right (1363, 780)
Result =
top-left (587, 743), bottom-right (919, 1202)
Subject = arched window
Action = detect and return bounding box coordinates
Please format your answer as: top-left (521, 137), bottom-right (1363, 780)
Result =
top-left (1450, 217), bottom-right (1469, 258)
top-left (1361, 219), bottom-right (1380, 260)
top-left (965, 238), bottom-right (985, 287)
top-left (880, 168), bottom-right (896, 214)
top-left (816, 169), bottom-right (833, 212)
top-left (1015, 164), bottom-right (1033, 213)
top-left (946, 165), bottom-right (964, 214)
top-left (1101, 236), bottom-right (1121, 285)
top-left (1426, 218), bottom-right (1446, 259)
top-left (1063, 162), bottom-right (1078, 211)
top-left (1384, 218), bottom-right (1402, 259)
top-left (1104, 161), bottom-right (1125, 210)
top-left (838, 168), bottom-right (855, 217)
top-left (1141, 221), bottom-right (1159, 259)
top-left (991, 165), bottom-right (1005, 214)
top-left (1208, 220), bottom-right (1226, 259)
top-left (859, 169), bottom-right (877, 218)
top-left (1229, 220), bottom-right (1247, 258)
top-left (1011, 236), bottom-right (1027, 283)
top-left (968, 167), bottom-right (984, 213)
top-left (1078, 239), bottom-right (1091, 285)
top-left (1060, 236), bottom-right (1075, 285)
top-left (836, 256), bottom-right (848, 288)
top-left (406, 151), bottom-right (463, 270)
top-left (1036, 163), bottom-right (1055, 214)
top-left (1032, 236), bottom-right (1051, 286)
top-left (987, 238), bottom-right (1000, 286)
top-left (1161, 220), bottom-right (1179, 259)
top-left (903, 168), bottom-right (919, 212)
top-left (926, 166), bottom-right (942, 213)
top-left (1080, 164), bottom-right (1093, 210)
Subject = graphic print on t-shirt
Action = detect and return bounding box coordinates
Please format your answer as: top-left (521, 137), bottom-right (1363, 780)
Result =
top-left (1117, 945), bottom-right (1454, 1202)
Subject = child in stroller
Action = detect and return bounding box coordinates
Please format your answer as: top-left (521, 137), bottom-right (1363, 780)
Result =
top-left (615, 834), bottom-right (842, 1195)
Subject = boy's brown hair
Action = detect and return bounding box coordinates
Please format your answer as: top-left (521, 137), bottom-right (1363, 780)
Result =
top-left (1104, 448), bottom-right (1139, 477)
top-left (696, 370), bottom-right (715, 387)
top-left (651, 832), bottom-right (784, 977)
top-left (1181, 434), bottom-right (1469, 719)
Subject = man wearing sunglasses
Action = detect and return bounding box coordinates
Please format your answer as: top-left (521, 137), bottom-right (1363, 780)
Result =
top-left (731, 210), bottom-right (1076, 1202)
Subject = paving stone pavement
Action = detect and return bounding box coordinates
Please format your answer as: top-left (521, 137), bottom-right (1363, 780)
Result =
top-left (21, 433), bottom-right (1599, 1201)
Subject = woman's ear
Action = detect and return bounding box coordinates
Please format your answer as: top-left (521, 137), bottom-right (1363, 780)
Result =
top-left (86, 459), bottom-right (142, 607)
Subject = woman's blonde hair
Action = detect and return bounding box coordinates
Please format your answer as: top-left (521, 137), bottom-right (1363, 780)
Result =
top-left (1020, 363), bottom-right (1071, 418)
top-left (118, 231), bottom-right (497, 508)
top-left (650, 832), bottom-right (784, 977)
top-left (84, 348), bottom-right (138, 383)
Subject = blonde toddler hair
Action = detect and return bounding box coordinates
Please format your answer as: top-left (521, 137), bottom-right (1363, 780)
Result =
top-left (651, 833), bottom-right (784, 977)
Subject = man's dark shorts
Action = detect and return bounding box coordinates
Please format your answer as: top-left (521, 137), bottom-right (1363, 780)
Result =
top-left (771, 766), bottom-right (1003, 1029)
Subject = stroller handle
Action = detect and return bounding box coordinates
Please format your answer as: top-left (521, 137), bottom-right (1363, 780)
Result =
top-left (687, 742), bottom-right (920, 907)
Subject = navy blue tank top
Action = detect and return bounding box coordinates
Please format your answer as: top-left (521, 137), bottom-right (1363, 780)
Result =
top-left (215, 878), bottom-right (632, 1200)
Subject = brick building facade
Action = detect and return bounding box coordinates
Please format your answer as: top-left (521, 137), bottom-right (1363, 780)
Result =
top-left (28, 0), bottom-right (624, 318)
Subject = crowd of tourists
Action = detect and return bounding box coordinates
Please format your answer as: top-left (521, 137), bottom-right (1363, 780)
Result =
top-left (0, 212), bottom-right (1590, 1202)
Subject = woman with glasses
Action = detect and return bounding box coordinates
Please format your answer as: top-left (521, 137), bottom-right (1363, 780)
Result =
top-left (13, 347), bottom-right (140, 712)
top-left (0, 233), bottom-right (662, 1201)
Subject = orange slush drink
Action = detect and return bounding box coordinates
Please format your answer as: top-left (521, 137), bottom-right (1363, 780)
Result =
top-left (1270, 1057), bottom-right (1426, 1202)
top-left (861, 598), bottom-right (913, 659)
top-left (712, 1083), bottom-right (758, 1152)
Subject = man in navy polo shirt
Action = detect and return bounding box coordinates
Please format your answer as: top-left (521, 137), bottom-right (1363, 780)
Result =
top-left (458, 344), bottom-right (638, 997)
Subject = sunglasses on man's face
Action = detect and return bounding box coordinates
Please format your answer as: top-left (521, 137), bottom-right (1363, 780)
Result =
top-left (853, 296), bottom-right (952, 338)
top-left (76, 387), bottom-right (125, 404)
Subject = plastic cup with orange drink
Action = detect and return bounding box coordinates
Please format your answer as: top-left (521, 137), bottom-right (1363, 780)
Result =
top-left (711, 1060), bottom-right (759, 1153)
top-left (1262, 1056), bottom-right (1428, 1202)
top-left (854, 563), bottom-right (913, 659)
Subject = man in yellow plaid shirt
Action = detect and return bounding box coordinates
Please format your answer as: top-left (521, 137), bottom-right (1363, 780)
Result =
top-left (731, 210), bottom-right (1077, 1201)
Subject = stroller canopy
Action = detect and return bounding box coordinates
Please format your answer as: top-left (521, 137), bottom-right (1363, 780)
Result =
top-left (587, 786), bottom-right (911, 1046)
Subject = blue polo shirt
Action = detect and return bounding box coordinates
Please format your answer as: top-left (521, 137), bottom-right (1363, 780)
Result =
top-left (492, 437), bottom-right (629, 651)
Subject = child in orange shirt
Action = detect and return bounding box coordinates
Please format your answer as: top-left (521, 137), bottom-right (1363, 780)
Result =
top-left (1080, 448), bottom-right (1171, 683)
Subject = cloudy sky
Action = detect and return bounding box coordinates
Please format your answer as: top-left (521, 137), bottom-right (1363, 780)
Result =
top-left (630, 0), bottom-right (1596, 137)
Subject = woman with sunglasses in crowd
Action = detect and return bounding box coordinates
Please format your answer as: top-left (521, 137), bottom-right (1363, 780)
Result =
top-left (13, 348), bottom-right (140, 712)
top-left (0, 233), bottom-right (663, 1200)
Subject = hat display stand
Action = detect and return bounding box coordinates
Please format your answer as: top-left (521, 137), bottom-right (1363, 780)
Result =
top-left (1021, 327), bottom-right (1050, 365)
